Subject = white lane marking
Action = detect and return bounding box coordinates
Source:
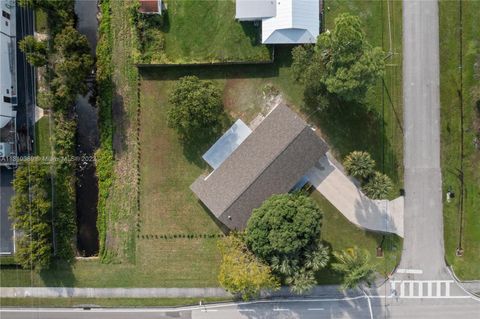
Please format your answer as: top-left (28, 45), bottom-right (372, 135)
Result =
top-left (273, 308), bottom-right (290, 311)
top-left (238, 309), bottom-right (255, 312)
top-left (200, 309), bottom-right (218, 312)
top-left (308, 308), bottom-right (325, 311)
top-left (391, 280), bottom-right (455, 298)
top-left (396, 268), bottom-right (423, 274)
top-left (436, 281), bottom-right (442, 297)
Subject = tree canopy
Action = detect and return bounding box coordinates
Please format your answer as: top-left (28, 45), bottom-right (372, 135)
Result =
top-left (218, 234), bottom-right (279, 300)
top-left (9, 159), bottom-right (52, 269)
top-left (18, 36), bottom-right (48, 67)
top-left (167, 76), bottom-right (224, 140)
top-left (52, 26), bottom-right (93, 102)
top-left (293, 13), bottom-right (385, 103)
top-left (245, 193), bottom-right (329, 294)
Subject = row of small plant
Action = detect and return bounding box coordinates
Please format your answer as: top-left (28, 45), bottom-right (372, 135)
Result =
top-left (343, 151), bottom-right (394, 200)
top-left (138, 233), bottom-right (225, 240)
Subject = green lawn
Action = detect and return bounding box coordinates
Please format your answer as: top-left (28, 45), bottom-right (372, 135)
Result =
top-left (0, 297), bottom-right (231, 307)
top-left (34, 9), bottom-right (48, 33)
top-left (313, 191), bottom-right (402, 284)
top-left (322, 0), bottom-right (404, 189)
top-left (34, 116), bottom-right (51, 157)
top-left (138, 0), bottom-right (271, 63)
top-left (439, 0), bottom-right (480, 280)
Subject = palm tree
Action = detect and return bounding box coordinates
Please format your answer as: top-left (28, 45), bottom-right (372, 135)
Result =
top-left (362, 171), bottom-right (393, 199)
top-left (343, 151), bottom-right (376, 180)
top-left (304, 243), bottom-right (330, 272)
top-left (331, 247), bottom-right (377, 290)
top-left (287, 268), bottom-right (316, 294)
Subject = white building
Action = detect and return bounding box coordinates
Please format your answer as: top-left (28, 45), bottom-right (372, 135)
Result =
top-left (0, 0), bottom-right (17, 129)
top-left (235, 0), bottom-right (319, 44)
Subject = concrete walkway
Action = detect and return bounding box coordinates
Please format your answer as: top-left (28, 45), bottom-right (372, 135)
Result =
top-left (306, 153), bottom-right (404, 237)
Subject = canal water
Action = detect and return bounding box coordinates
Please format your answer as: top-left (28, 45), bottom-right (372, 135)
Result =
top-left (74, 0), bottom-right (99, 256)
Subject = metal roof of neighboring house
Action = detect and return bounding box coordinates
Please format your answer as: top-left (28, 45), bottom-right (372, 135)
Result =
top-left (262, 0), bottom-right (319, 44)
top-left (191, 104), bottom-right (328, 230)
top-left (235, 0), bottom-right (276, 20)
top-left (139, 0), bottom-right (161, 13)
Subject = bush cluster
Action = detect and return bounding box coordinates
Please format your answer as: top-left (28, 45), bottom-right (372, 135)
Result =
top-left (343, 151), bottom-right (393, 199)
top-left (12, 0), bottom-right (94, 267)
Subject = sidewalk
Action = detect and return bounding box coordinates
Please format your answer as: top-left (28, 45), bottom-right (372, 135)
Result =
top-left (0, 285), bottom-right (379, 299)
top-left (306, 153), bottom-right (404, 237)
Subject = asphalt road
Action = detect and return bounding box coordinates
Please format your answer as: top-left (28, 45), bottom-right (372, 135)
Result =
top-left (2, 297), bottom-right (480, 319)
top-left (398, 0), bottom-right (447, 280)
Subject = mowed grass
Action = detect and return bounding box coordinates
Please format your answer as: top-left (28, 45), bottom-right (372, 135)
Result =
top-left (312, 192), bottom-right (402, 284)
top-left (0, 239), bottom-right (220, 287)
top-left (34, 116), bottom-right (51, 157)
top-left (146, 0), bottom-right (270, 63)
top-left (440, 0), bottom-right (480, 279)
top-left (34, 9), bottom-right (48, 33)
top-left (322, 0), bottom-right (404, 189)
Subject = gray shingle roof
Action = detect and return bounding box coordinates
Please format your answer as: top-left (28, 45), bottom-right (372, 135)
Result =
top-left (190, 104), bottom-right (328, 230)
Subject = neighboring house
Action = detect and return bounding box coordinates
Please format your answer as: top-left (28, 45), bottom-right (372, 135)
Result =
top-left (138, 0), bottom-right (163, 14)
top-left (235, 0), bottom-right (320, 44)
top-left (191, 104), bottom-right (328, 230)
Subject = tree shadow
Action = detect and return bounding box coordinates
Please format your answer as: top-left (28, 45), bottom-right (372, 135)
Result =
top-left (39, 260), bottom-right (76, 287)
top-left (111, 90), bottom-right (129, 158)
top-left (304, 95), bottom-right (400, 186)
top-left (180, 113), bottom-right (234, 167)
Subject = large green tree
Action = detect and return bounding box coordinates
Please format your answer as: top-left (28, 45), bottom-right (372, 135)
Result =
top-left (316, 13), bottom-right (385, 101)
top-left (167, 76), bottom-right (224, 140)
top-left (293, 13), bottom-right (385, 103)
top-left (218, 234), bottom-right (279, 300)
top-left (245, 193), bottom-right (329, 294)
top-left (9, 159), bottom-right (53, 269)
top-left (331, 247), bottom-right (376, 290)
top-left (52, 26), bottom-right (93, 102)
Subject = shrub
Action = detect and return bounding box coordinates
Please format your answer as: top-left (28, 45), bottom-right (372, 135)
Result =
top-left (362, 171), bottom-right (393, 200)
top-left (218, 234), bottom-right (279, 300)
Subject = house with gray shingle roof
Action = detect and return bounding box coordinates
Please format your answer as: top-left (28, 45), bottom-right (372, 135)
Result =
top-left (190, 104), bottom-right (328, 230)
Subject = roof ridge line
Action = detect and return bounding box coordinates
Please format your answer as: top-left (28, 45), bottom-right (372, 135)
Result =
top-left (219, 124), bottom-right (310, 219)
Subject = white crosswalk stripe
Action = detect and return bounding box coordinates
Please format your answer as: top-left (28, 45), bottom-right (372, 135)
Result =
top-left (390, 280), bottom-right (455, 298)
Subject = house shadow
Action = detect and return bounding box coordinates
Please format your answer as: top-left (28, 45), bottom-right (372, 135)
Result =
top-left (197, 200), bottom-right (231, 235)
top-left (239, 21), bottom-right (262, 46)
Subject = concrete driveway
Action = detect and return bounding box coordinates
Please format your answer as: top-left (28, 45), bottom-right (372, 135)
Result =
top-left (307, 153), bottom-right (404, 237)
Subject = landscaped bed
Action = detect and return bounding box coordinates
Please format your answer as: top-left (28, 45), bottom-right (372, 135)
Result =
top-left (133, 0), bottom-right (271, 64)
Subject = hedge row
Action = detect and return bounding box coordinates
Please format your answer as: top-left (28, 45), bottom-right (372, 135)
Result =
top-left (95, 0), bottom-right (115, 260)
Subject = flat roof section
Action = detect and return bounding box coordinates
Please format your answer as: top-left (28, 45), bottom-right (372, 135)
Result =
top-left (202, 119), bottom-right (252, 170)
